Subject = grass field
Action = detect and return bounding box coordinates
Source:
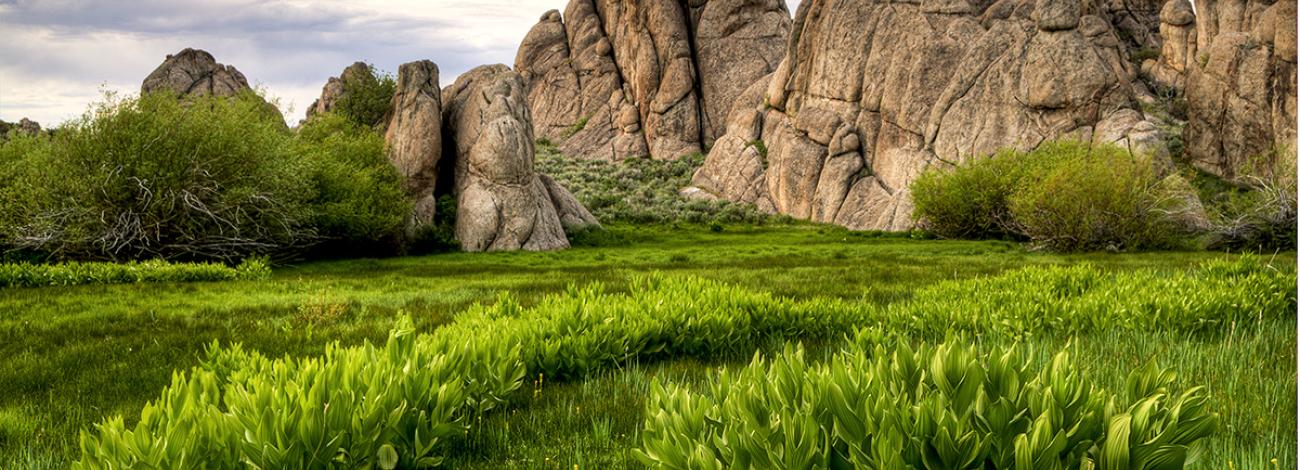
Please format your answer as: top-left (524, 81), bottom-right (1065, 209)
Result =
top-left (0, 224), bottom-right (1294, 469)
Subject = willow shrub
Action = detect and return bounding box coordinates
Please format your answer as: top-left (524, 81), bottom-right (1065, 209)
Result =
top-left (294, 113), bottom-right (410, 252)
top-left (912, 141), bottom-right (1193, 251)
top-left (638, 341), bottom-right (1217, 469)
top-left (0, 93), bottom-right (413, 262)
top-left (0, 92), bottom-right (309, 261)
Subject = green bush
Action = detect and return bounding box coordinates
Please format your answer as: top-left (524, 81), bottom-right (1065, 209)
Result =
top-left (0, 93), bottom-right (417, 262)
top-left (536, 145), bottom-right (780, 225)
top-left (910, 148), bottom-right (1040, 239)
top-left (1008, 144), bottom-right (1185, 251)
top-left (912, 141), bottom-right (1192, 251)
top-left (294, 113), bottom-right (409, 251)
top-left (637, 341), bottom-right (1217, 469)
top-left (0, 92), bottom-right (310, 262)
top-left (0, 257), bottom-right (270, 288)
top-left (335, 64), bottom-right (397, 129)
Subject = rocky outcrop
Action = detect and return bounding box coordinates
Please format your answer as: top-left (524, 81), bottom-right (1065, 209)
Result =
top-left (693, 0), bottom-right (1172, 230)
top-left (141, 48), bottom-right (283, 123)
top-left (16, 118), bottom-right (40, 136)
top-left (514, 0), bottom-right (790, 161)
top-left (539, 173), bottom-right (601, 230)
top-left (384, 60), bottom-right (444, 230)
top-left (1184, 0), bottom-right (1297, 180)
top-left (307, 62), bottom-right (372, 120)
top-left (684, 0), bottom-right (793, 145)
top-left (442, 65), bottom-right (572, 251)
top-left (143, 48), bottom-right (257, 98)
top-left (1143, 0), bottom-right (1198, 90)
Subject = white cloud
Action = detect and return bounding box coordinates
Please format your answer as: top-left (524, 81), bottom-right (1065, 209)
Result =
top-left (0, 0), bottom-right (801, 126)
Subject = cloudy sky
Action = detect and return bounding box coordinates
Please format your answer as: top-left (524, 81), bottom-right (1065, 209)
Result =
top-left (0, 0), bottom-right (800, 126)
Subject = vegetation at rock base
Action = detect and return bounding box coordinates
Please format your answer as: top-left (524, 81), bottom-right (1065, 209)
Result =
top-left (536, 143), bottom-right (780, 225)
top-left (0, 92), bottom-right (411, 262)
top-left (912, 141), bottom-right (1199, 252)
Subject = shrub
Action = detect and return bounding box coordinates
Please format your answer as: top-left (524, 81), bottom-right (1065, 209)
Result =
top-left (334, 64), bottom-right (397, 129)
top-left (910, 148), bottom-right (1041, 239)
top-left (1205, 147), bottom-right (1297, 252)
top-left (1008, 143), bottom-right (1187, 251)
top-left (913, 141), bottom-right (1193, 251)
top-left (294, 113), bottom-right (409, 251)
top-left (0, 93), bottom-right (419, 262)
top-left (637, 341), bottom-right (1217, 469)
top-left (0, 92), bottom-right (311, 262)
top-left (0, 257), bottom-right (270, 288)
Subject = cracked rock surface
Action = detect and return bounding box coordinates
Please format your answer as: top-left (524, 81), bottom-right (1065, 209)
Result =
top-left (515, 0), bottom-right (791, 161)
top-left (693, 0), bottom-right (1170, 230)
top-left (442, 65), bottom-right (572, 252)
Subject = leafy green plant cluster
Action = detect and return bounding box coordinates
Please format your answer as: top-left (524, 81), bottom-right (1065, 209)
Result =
top-left (892, 256), bottom-right (1294, 337)
top-left (911, 141), bottom-right (1195, 251)
top-left (0, 257), bottom-right (269, 288)
top-left (440, 275), bottom-right (868, 381)
top-left (638, 341), bottom-right (1217, 469)
top-left (536, 144), bottom-right (781, 225)
top-left (334, 64), bottom-right (397, 129)
top-left (73, 258), bottom-right (1291, 467)
top-left (75, 316), bottom-right (524, 469)
top-left (0, 92), bottom-right (411, 262)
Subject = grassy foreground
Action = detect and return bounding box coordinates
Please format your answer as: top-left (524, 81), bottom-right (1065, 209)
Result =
top-left (0, 224), bottom-right (1294, 468)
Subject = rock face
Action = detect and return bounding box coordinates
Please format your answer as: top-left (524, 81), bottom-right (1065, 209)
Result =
top-left (143, 48), bottom-right (257, 98)
top-left (539, 173), bottom-right (601, 230)
top-left (686, 0), bottom-right (794, 145)
top-left (141, 48), bottom-right (283, 122)
top-left (514, 0), bottom-right (791, 161)
top-left (307, 62), bottom-right (372, 120)
top-left (384, 60), bottom-right (444, 230)
top-left (441, 65), bottom-right (572, 251)
top-left (1143, 0), bottom-right (1198, 90)
top-left (1184, 0), bottom-right (1297, 180)
top-left (693, 0), bottom-right (1170, 230)
top-left (16, 118), bottom-right (40, 136)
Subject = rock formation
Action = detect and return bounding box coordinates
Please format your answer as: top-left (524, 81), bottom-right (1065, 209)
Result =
top-left (307, 62), bottom-right (372, 120)
top-left (141, 48), bottom-right (284, 123)
top-left (143, 48), bottom-right (257, 98)
top-left (1183, 0), bottom-right (1297, 180)
top-left (1143, 0), bottom-right (1198, 90)
top-left (384, 60), bottom-right (444, 230)
top-left (16, 118), bottom-right (40, 136)
top-left (515, 0), bottom-right (791, 161)
top-left (692, 0), bottom-right (1173, 230)
top-left (441, 65), bottom-right (573, 251)
top-left (0, 118), bottom-right (40, 138)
